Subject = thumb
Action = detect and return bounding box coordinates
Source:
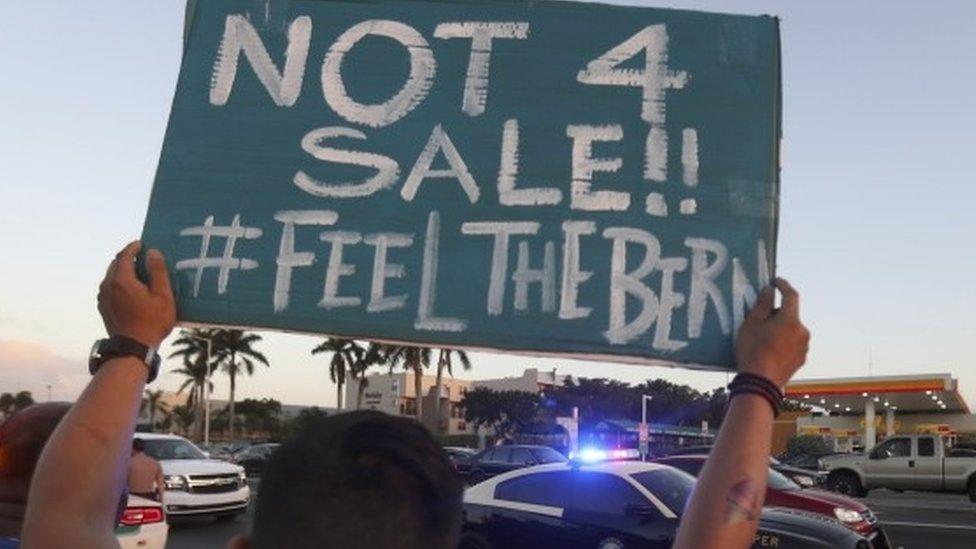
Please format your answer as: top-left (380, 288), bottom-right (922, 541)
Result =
top-left (146, 248), bottom-right (173, 298)
top-left (746, 285), bottom-right (775, 323)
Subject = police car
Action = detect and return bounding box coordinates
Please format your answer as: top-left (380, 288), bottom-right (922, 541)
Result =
top-left (459, 460), bottom-right (873, 549)
top-left (115, 494), bottom-right (168, 549)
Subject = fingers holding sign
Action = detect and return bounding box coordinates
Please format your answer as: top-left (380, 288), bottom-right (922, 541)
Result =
top-left (97, 241), bottom-right (177, 349)
top-left (734, 278), bottom-right (810, 387)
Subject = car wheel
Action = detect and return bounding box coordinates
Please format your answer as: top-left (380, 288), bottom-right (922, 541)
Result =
top-left (458, 531), bottom-right (493, 549)
top-left (828, 472), bottom-right (866, 497)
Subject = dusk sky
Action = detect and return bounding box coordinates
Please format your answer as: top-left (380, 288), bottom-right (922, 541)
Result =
top-left (1, 1), bottom-right (973, 410)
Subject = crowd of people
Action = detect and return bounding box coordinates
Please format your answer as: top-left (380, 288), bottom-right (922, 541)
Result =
top-left (0, 242), bottom-right (808, 548)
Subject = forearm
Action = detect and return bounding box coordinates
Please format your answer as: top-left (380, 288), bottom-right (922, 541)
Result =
top-left (673, 393), bottom-right (773, 549)
top-left (22, 357), bottom-right (146, 548)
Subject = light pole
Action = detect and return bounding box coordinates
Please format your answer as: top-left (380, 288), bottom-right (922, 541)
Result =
top-left (189, 334), bottom-right (214, 446)
top-left (640, 395), bottom-right (653, 461)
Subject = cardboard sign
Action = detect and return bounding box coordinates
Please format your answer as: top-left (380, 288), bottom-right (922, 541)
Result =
top-left (143, 0), bottom-right (782, 370)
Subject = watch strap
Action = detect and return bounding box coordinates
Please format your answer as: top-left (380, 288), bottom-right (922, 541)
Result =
top-left (90, 336), bottom-right (160, 383)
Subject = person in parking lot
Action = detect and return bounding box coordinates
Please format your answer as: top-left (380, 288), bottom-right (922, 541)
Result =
top-left (674, 279), bottom-right (810, 549)
top-left (227, 410), bottom-right (463, 549)
top-left (128, 438), bottom-right (164, 503)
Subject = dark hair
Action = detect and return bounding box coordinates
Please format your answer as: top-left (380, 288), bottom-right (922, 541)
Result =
top-left (0, 403), bottom-right (71, 478)
top-left (251, 411), bottom-right (463, 549)
top-left (132, 438), bottom-right (145, 452)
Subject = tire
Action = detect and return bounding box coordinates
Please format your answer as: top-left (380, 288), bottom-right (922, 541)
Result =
top-left (458, 531), bottom-right (493, 549)
top-left (827, 471), bottom-right (866, 497)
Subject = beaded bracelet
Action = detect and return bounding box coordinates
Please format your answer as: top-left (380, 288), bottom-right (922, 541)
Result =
top-left (728, 373), bottom-right (783, 417)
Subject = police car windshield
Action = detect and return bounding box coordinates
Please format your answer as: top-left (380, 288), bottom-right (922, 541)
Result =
top-left (531, 447), bottom-right (568, 464)
top-left (142, 439), bottom-right (207, 460)
top-left (631, 468), bottom-right (695, 516)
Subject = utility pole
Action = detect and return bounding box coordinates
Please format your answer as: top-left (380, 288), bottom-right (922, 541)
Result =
top-left (640, 395), bottom-right (653, 461)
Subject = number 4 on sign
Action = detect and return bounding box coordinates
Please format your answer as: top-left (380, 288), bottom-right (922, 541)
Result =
top-left (577, 25), bottom-right (690, 124)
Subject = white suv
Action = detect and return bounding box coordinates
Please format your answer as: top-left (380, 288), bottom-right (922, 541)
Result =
top-left (136, 433), bottom-right (250, 518)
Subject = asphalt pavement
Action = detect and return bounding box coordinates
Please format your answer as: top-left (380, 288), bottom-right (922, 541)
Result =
top-left (166, 482), bottom-right (976, 548)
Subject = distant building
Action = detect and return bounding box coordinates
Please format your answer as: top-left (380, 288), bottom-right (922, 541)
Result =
top-left (345, 368), bottom-right (569, 436)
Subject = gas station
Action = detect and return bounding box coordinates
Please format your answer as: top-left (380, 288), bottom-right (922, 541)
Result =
top-left (781, 373), bottom-right (974, 452)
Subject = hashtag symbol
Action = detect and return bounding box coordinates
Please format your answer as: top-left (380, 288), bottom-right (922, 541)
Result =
top-left (175, 214), bottom-right (263, 297)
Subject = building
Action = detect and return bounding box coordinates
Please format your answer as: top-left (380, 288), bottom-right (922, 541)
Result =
top-left (345, 372), bottom-right (473, 435)
top-left (778, 373), bottom-right (974, 454)
top-left (345, 368), bottom-right (569, 436)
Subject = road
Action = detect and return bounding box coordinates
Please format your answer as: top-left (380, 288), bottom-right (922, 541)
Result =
top-left (859, 490), bottom-right (976, 549)
top-left (166, 483), bottom-right (976, 548)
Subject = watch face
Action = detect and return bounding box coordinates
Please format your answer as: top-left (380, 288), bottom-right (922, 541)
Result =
top-left (90, 339), bottom-right (104, 360)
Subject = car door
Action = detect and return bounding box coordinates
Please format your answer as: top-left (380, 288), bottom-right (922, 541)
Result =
top-left (564, 472), bottom-right (670, 549)
top-left (491, 471), bottom-right (576, 548)
top-left (911, 436), bottom-right (943, 490)
top-left (865, 437), bottom-right (913, 489)
top-left (509, 448), bottom-right (537, 469)
top-left (489, 447), bottom-right (514, 476)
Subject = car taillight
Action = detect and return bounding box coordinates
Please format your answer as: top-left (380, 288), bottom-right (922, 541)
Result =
top-left (119, 507), bottom-right (164, 526)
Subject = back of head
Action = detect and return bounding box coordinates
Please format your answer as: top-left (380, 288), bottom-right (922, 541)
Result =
top-left (251, 411), bottom-right (463, 549)
top-left (0, 403), bottom-right (72, 537)
top-left (132, 438), bottom-right (145, 453)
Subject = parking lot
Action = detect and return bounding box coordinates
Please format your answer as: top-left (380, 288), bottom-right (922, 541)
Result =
top-left (165, 480), bottom-right (976, 549)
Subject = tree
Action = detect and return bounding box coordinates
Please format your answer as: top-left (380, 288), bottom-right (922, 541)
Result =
top-left (380, 345), bottom-right (432, 421)
top-left (212, 330), bottom-right (269, 440)
top-left (282, 407), bottom-right (329, 438)
top-left (351, 343), bottom-right (385, 409)
top-left (234, 398), bottom-right (282, 437)
top-left (311, 338), bottom-right (365, 411)
top-left (169, 328), bottom-right (219, 439)
top-left (142, 389), bottom-right (169, 432)
top-left (170, 405), bottom-right (196, 437)
top-left (461, 388), bottom-right (540, 439)
top-left (0, 391), bottom-right (34, 419)
top-left (786, 434), bottom-right (832, 458)
top-left (432, 348), bottom-right (471, 435)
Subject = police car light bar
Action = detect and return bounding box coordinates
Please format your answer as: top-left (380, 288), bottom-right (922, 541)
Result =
top-left (571, 447), bottom-right (640, 463)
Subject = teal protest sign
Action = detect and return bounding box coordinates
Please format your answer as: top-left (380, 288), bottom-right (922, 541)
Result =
top-left (143, 0), bottom-right (781, 370)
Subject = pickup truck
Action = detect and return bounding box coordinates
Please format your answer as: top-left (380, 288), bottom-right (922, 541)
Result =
top-left (819, 434), bottom-right (976, 500)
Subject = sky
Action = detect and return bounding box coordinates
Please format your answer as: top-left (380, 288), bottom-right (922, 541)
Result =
top-left (0, 1), bottom-right (974, 409)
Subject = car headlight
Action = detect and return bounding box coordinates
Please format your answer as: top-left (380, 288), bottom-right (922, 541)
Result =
top-left (164, 475), bottom-right (188, 491)
top-left (793, 475), bottom-right (815, 487)
top-left (817, 458), bottom-right (827, 471)
top-left (238, 470), bottom-right (248, 488)
top-left (834, 507), bottom-right (862, 523)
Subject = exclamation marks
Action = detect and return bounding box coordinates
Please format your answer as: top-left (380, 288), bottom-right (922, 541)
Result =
top-left (643, 126), bottom-right (700, 217)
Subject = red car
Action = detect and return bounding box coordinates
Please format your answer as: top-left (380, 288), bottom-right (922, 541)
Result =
top-left (653, 455), bottom-right (889, 547)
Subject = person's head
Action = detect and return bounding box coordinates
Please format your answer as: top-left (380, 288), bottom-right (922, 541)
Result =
top-left (231, 411), bottom-right (463, 549)
top-left (132, 438), bottom-right (145, 455)
top-left (0, 403), bottom-right (72, 537)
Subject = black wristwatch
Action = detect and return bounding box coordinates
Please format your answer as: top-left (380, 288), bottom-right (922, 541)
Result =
top-left (89, 336), bottom-right (161, 383)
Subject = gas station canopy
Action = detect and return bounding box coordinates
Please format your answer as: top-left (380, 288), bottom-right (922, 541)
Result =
top-left (785, 373), bottom-right (969, 414)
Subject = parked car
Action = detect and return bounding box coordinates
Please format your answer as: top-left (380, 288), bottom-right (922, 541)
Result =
top-left (653, 455), bottom-right (888, 547)
top-left (444, 446), bottom-right (478, 467)
top-left (779, 451), bottom-right (845, 473)
top-left (460, 461), bottom-right (873, 548)
top-left (138, 433), bottom-right (250, 519)
top-left (116, 494), bottom-right (168, 549)
top-left (455, 445), bottom-right (568, 484)
top-left (820, 434), bottom-right (976, 501)
top-left (667, 445), bottom-right (823, 487)
top-left (232, 443), bottom-right (281, 475)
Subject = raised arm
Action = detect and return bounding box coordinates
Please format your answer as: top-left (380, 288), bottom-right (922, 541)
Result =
top-left (673, 278), bottom-right (809, 549)
top-left (21, 242), bottom-right (175, 548)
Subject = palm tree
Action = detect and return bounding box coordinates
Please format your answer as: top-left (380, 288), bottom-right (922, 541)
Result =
top-left (433, 348), bottom-right (471, 434)
top-left (212, 330), bottom-right (269, 440)
top-left (142, 389), bottom-right (169, 432)
top-left (170, 405), bottom-right (196, 437)
top-left (380, 345), bottom-right (431, 421)
top-left (169, 328), bottom-right (218, 439)
top-left (350, 343), bottom-right (385, 409)
top-left (311, 338), bottom-right (365, 411)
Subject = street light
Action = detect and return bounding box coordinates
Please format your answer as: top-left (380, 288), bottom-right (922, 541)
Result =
top-left (640, 395), bottom-right (653, 461)
top-left (188, 333), bottom-right (215, 446)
